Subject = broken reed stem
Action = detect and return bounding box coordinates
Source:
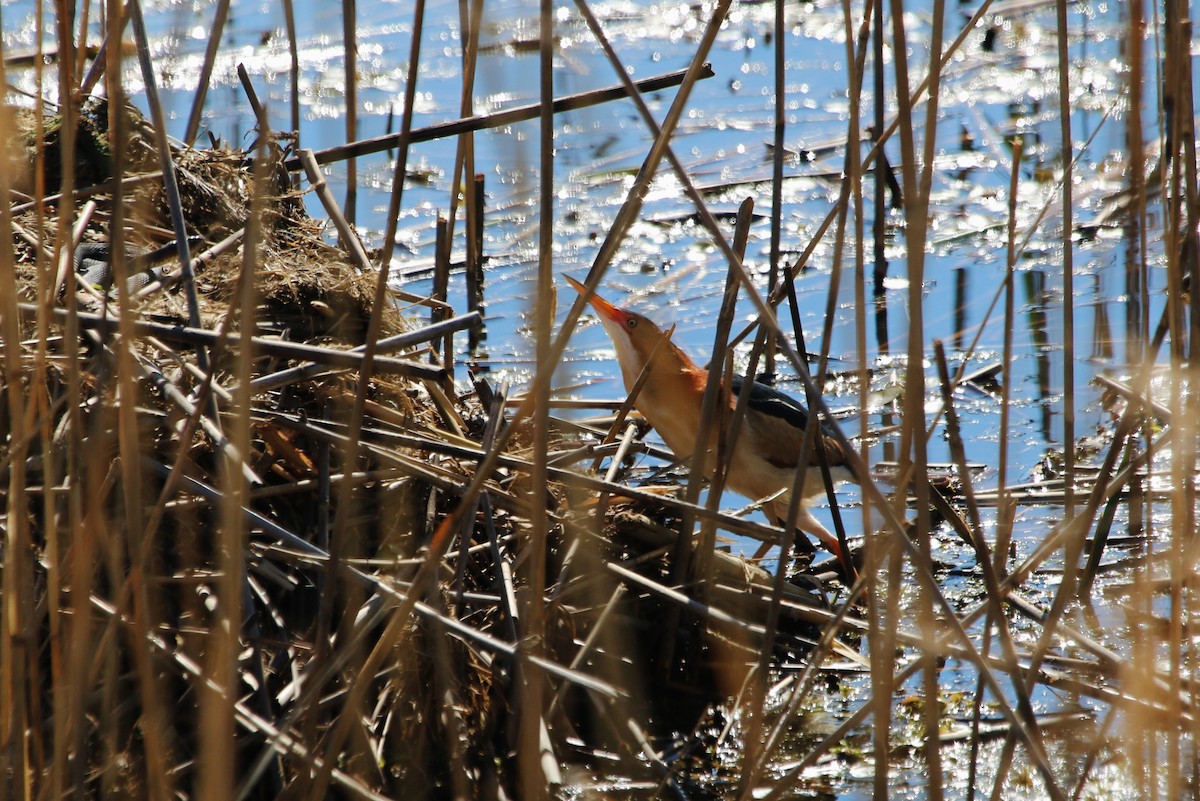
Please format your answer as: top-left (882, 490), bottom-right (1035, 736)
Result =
top-left (235, 64), bottom-right (267, 130)
top-left (282, 64), bottom-right (715, 171)
top-left (19, 302), bottom-right (445, 380)
top-left (431, 216), bottom-right (455, 388)
top-left (466, 172), bottom-right (486, 352)
top-left (246, 311), bottom-right (480, 393)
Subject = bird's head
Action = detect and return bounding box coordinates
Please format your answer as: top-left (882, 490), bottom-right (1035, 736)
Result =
top-left (564, 275), bottom-right (687, 391)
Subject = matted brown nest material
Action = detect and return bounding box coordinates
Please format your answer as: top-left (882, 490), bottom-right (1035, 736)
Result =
top-left (10, 99), bottom-right (409, 348)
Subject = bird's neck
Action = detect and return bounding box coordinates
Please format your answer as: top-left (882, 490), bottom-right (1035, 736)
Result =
top-left (629, 339), bottom-right (706, 394)
top-left (632, 343), bottom-right (710, 456)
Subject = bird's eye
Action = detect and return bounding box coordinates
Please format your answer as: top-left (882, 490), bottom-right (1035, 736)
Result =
top-left (626, 318), bottom-right (638, 329)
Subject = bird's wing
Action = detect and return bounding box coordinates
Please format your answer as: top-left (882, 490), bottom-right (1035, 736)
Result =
top-left (730, 375), bottom-right (848, 470)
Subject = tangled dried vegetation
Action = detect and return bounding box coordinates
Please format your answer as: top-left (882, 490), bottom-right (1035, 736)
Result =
top-left (2, 98), bottom-right (833, 800)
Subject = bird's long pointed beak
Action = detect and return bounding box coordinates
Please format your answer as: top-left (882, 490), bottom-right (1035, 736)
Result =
top-left (564, 275), bottom-right (628, 326)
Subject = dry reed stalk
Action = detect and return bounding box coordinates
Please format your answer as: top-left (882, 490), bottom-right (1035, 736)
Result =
top-left (20, 303), bottom-right (446, 380)
top-left (182, 0), bottom-right (232, 145)
top-left (676, 198), bottom-right (749, 580)
top-left (888, 3), bottom-right (943, 793)
top-left (0, 30), bottom-right (35, 801)
top-left (466, 173), bottom-right (485, 352)
top-left (995, 136), bottom-right (1024, 569)
top-left (10, 170), bottom-right (166, 217)
top-left (342, 0), bottom-right (358, 227)
top-left (431, 215), bottom-right (451, 373)
top-left (247, 311), bottom-right (480, 393)
top-left (441, 0), bottom-right (484, 267)
top-left (514, 5), bottom-right (561, 787)
top-left (378, 0), bottom-right (426, 274)
top-left (35, 10), bottom-right (65, 797)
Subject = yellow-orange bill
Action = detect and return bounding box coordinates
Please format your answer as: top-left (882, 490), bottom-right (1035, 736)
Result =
top-left (564, 274), bottom-right (624, 324)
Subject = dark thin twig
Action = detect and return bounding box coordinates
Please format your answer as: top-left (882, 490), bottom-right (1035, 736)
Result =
top-left (280, 65), bottom-right (715, 171)
top-left (281, 0), bottom-right (300, 140)
top-left (246, 312), bottom-right (480, 392)
top-left (19, 303), bottom-right (445, 380)
top-left (128, 0), bottom-right (203, 337)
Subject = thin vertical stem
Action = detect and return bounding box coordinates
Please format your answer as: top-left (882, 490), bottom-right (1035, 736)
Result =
top-left (1055, 0), bottom-right (1076, 509)
top-left (871, 0), bottom-right (889, 360)
top-left (466, 172), bottom-right (486, 353)
top-left (764, 0), bottom-right (788, 379)
top-left (889, 0), bottom-right (943, 793)
top-left (114, 3), bottom-right (174, 797)
top-left (691, 197), bottom-right (755, 588)
top-left (517, 0), bottom-right (556, 796)
top-left (995, 136), bottom-right (1023, 571)
top-left (0, 9), bottom-right (32, 799)
top-left (200, 101), bottom-right (266, 801)
top-left (442, 0), bottom-right (484, 267)
top-left (379, 0), bottom-right (427, 270)
top-left (282, 0), bottom-right (301, 142)
top-left (342, 0), bottom-right (358, 226)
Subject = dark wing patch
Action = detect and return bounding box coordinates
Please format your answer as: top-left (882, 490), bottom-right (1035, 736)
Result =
top-left (731, 375), bottom-right (848, 470)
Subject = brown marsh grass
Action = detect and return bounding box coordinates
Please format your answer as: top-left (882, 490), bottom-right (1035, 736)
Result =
top-left (0, 1), bottom-right (1198, 799)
